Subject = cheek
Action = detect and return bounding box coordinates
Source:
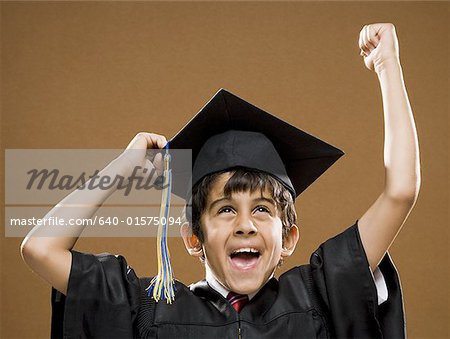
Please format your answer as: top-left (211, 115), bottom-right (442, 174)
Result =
top-left (265, 220), bottom-right (284, 250)
top-left (273, 235), bottom-right (284, 254)
top-left (202, 215), bottom-right (233, 241)
top-left (277, 223), bottom-right (285, 248)
top-left (201, 221), bottom-right (228, 255)
top-left (201, 222), bottom-right (219, 244)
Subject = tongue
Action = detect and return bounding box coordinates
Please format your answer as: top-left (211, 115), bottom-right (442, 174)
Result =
top-left (231, 253), bottom-right (259, 269)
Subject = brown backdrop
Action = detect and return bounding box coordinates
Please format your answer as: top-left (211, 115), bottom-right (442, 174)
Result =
top-left (1, 2), bottom-right (448, 338)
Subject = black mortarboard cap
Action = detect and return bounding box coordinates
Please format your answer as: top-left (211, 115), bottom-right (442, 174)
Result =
top-left (168, 88), bottom-right (344, 201)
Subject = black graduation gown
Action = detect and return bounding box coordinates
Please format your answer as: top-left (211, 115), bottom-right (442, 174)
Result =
top-left (51, 221), bottom-right (406, 338)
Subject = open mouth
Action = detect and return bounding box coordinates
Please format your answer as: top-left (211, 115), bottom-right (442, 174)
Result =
top-left (229, 248), bottom-right (261, 270)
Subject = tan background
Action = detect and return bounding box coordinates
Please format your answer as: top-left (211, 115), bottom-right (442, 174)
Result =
top-left (1, 2), bottom-right (448, 338)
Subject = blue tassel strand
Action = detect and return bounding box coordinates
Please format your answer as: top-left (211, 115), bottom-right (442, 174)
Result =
top-left (146, 145), bottom-right (176, 303)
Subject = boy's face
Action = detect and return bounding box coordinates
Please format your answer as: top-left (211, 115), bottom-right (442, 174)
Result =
top-left (186, 172), bottom-right (298, 295)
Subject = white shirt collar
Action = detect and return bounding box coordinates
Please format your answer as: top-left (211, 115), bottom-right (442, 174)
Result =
top-left (205, 263), bottom-right (274, 301)
top-left (204, 263), bottom-right (388, 305)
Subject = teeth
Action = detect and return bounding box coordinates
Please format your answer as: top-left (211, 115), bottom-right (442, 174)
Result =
top-left (232, 248), bottom-right (259, 254)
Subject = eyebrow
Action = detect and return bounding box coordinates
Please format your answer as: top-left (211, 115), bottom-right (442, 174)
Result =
top-left (208, 196), bottom-right (276, 212)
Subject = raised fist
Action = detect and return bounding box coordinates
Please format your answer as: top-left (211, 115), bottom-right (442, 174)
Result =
top-left (359, 23), bottom-right (400, 72)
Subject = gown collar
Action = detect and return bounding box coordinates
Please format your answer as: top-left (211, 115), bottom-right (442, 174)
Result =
top-left (189, 275), bottom-right (279, 319)
top-left (205, 264), bottom-right (270, 301)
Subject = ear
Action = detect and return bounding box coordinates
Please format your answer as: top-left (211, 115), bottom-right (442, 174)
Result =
top-left (281, 224), bottom-right (300, 258)
top-left (180, 223), bottom-right (203, 257)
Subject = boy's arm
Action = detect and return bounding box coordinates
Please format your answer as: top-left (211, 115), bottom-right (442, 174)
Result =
top-left (20, 158), bottom-right (129, 296)
top-left (20, 132), bottom-right (166, 295)
top-left (356, 23), bottom-right (421, 271)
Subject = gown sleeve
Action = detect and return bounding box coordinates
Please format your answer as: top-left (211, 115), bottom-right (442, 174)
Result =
top-left (50, 250), bottom-right (141, 339)
top-left (309, 220), bottom-right (406, 338)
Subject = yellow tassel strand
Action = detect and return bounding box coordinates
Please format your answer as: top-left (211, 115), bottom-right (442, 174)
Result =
top-left (146, 147), bottom-right (176, 303)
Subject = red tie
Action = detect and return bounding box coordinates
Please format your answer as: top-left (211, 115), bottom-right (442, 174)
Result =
top-left (227, 291), bottom-right (249, 313)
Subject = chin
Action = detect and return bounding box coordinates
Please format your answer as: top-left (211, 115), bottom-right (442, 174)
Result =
top-left (229, 276), bottom-right (265, 295)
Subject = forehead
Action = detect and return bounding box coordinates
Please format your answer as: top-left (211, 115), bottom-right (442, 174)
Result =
top-left (206, 171), bottom-right (273, 202)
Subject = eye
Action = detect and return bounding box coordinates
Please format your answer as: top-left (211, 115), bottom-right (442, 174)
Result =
top-left (254, 205), bottom-right (270, 214)
top-left (218, 206), bottom-right (234, 214)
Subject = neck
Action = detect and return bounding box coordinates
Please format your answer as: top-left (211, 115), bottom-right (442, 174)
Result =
top-left (204, 263), bottom-right (274, 300)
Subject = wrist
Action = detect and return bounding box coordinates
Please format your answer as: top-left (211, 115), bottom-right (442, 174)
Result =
top-left (375, 58), bottom-right (402, 76)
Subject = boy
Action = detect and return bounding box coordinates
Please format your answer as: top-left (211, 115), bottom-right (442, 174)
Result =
top-left (21, 23), bottom-right (420, 338)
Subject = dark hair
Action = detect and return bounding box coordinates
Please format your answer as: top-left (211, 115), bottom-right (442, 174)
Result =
top-left (186, 167), bottom-right (297, 244)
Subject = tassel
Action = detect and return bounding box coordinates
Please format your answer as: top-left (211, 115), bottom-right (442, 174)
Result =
top-left (146, 144), bottom-right (176, 303)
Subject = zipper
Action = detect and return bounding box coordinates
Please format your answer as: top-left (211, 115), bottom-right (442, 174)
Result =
top-left (238, 316), bottom-right (241, 339)
top-left (238, 319), bottom-right (242, 339)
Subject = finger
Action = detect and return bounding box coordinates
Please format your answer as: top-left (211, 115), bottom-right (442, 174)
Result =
top-left (362, 25), bottom-right (376, 53)
top-left (134, 132), bottom-right (167, 149)
top-left (364, 26), bottom-right (373, 51)
top-left (365, 25), bottom-right (378, 51)
top-left (358, 27), bottom-right (364, 51)
top-left (371, 24), bottom-right (381, 44)
top-left (359, 25), bottom-right (370, 54)
top-left (142, 158), bottom-right (160, 183)
top-left (145, 148), bottom-right (163, 162)
top-left (152, 134), bottom-right (168, 149)
top-left (371, 22), bottom-right (395, 37)
top-left (144, 133), bottom-right (167, 149)
top-left (152, 152), bottom-right (164, 176)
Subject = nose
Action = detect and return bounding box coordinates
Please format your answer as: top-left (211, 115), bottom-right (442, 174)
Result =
top-left (234, 213), bottom-right (258, 236)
